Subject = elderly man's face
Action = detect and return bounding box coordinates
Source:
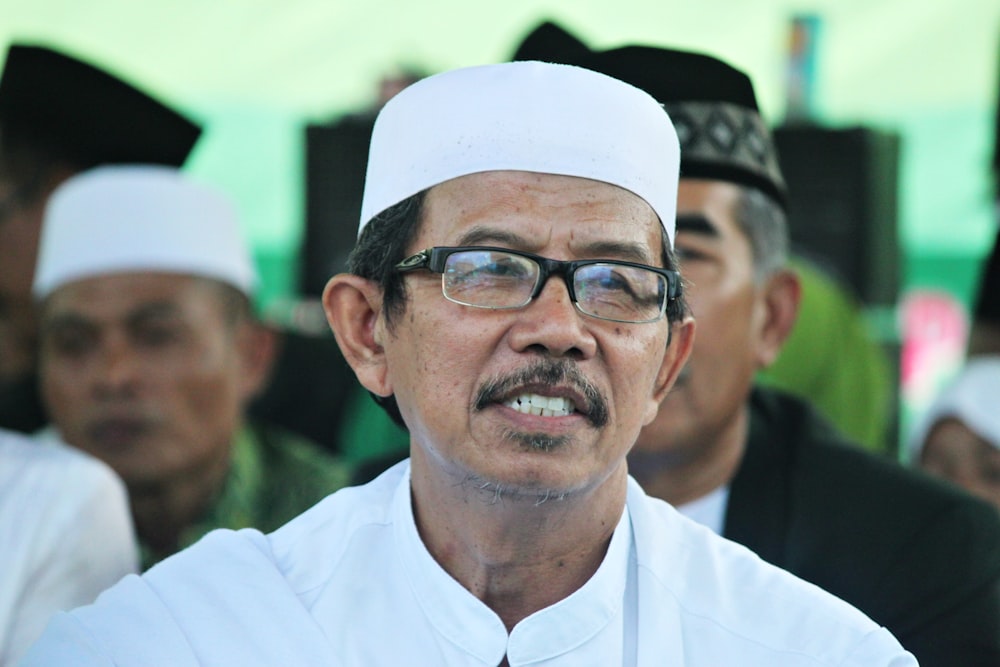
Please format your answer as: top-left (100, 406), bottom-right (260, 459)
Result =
top-left (380, 171), bottom-right (687, 498)
top-left (38, 272), bottom-right (257, 489)
top-left (634, 180), bottom-right (767, 459)
top-left (921, 418), bottom-right (1000, 511)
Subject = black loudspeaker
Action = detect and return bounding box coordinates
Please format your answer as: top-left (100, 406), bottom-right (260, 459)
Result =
top-left (772, 125), bottom-right (901, 306)
top-left (300, 114), bottom-right (376, 297)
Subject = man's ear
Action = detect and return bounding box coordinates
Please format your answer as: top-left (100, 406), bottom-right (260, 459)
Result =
top-left (645, 315), bottom-right (696, 425)
top-left (755, 269), bottom-right (801, 368)
top-left (322, 274), bottom-right (392, 397)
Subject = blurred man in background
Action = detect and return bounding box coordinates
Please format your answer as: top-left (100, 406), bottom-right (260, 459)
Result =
top-left (0, 43), bottom-right (201, 434)
top-left (33, 165), bottom-right (352, 567)
top-left (908, 356), bottom-right (1000, 510)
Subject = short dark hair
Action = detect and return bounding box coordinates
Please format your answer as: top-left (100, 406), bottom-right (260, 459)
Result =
top-left (732, 186), bottom-right (788, 283)
top-left (346, 186), bottom-right (690, 426)
top-left (347, 190), bottom-right (427, 333)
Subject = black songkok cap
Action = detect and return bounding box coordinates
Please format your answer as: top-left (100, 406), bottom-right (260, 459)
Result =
top-left (512, 21), bottom-right (788, 209)
top-left (512, 20), bottom-right (592, 65)
top-left (0, 44), bottom-right (202, 168)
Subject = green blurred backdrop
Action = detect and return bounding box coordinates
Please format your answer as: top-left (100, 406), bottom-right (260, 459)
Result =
top-left (3, 0), bottom-right (997, 311)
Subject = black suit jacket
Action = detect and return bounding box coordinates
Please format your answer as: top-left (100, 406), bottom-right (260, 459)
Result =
top-left (727, 387), bottom-right (1000, 666)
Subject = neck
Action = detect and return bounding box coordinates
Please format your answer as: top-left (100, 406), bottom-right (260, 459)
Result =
top-left (628, 404), bottom-right (748, 508)
top-left (409, 447), bottom-right (627, 631)
top-left (128, 441), bottom-right (233, 560)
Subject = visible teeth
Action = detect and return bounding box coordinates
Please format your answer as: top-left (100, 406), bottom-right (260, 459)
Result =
top-left (505, 393), bottom-right (575, 417)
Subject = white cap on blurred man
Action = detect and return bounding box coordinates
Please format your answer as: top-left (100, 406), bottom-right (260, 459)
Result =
top-left (33, 164), bottom-right (255, 300)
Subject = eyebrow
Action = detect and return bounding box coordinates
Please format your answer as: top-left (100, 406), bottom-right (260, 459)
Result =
top-left (675, 213), bottom-right (721, 238)
top-left (42, 301), bottom-right (184, 334)
top-left (455, 226), bottom-right (655, 264)
top-left (125, 302), bottom-right (185, 326)
top-left (455, 226), bottom-right (524, 248)
top-left (40, 312), bottom-right (94, 337)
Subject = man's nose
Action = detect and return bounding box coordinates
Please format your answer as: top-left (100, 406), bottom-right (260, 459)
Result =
top-left (93, 339), bottom-right (141, 395)
top-left (508, 276), bottom-right (597, 360)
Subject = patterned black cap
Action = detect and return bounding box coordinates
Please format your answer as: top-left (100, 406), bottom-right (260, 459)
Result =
top-left (511, 21), bottom-right (788, 209)
top-left (0, 44), bottom-right (202, 168)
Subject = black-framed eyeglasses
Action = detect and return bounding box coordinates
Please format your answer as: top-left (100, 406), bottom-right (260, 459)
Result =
top-left (395, 246), bottom-right (680, 324)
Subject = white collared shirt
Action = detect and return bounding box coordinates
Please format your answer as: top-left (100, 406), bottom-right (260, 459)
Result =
top-left (676, 484), bottom-right (730, 535)
top-left (21, 460), bottom-right (915, 666)
top-left (0, 429), bottom-right (136, 666)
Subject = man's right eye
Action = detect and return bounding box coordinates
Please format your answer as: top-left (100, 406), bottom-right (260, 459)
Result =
top-left (48, 331), bottom-right (96, 358)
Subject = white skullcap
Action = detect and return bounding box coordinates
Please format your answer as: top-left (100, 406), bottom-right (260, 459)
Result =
top-left (33, 164), bottom-right (256, 299)
top-left (359, 60), bottom-right (680, 245)
top-left (907, 356), bottom-right (1000, 461)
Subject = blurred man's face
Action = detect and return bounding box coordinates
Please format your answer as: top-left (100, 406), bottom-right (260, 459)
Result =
top-left (633, 180), bottom-right (768, 461)
top-left (921, 418), bottom-right (1000, 511)
top-left (39, 272), bottom-right (256, 490)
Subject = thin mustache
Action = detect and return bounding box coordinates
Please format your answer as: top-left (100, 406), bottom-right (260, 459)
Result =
top-left (473, 359), bottom-right (609, 427)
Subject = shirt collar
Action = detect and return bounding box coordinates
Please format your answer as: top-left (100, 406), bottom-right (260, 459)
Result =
top-left (676, 485), bottom-right (731, 535)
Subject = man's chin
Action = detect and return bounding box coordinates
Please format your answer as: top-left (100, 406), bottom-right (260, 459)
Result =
top-left (464, 473), bottom-right (581, 505)
top-left (455, 452), bottom-right (592, 505)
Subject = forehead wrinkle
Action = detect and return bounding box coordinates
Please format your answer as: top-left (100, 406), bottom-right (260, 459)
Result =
top-left (427, 172), bottom-right (660, 260)
top-left (568, 238), bottom-right (655, 265)
top-left (453, 226), bottom-right (654, 265)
